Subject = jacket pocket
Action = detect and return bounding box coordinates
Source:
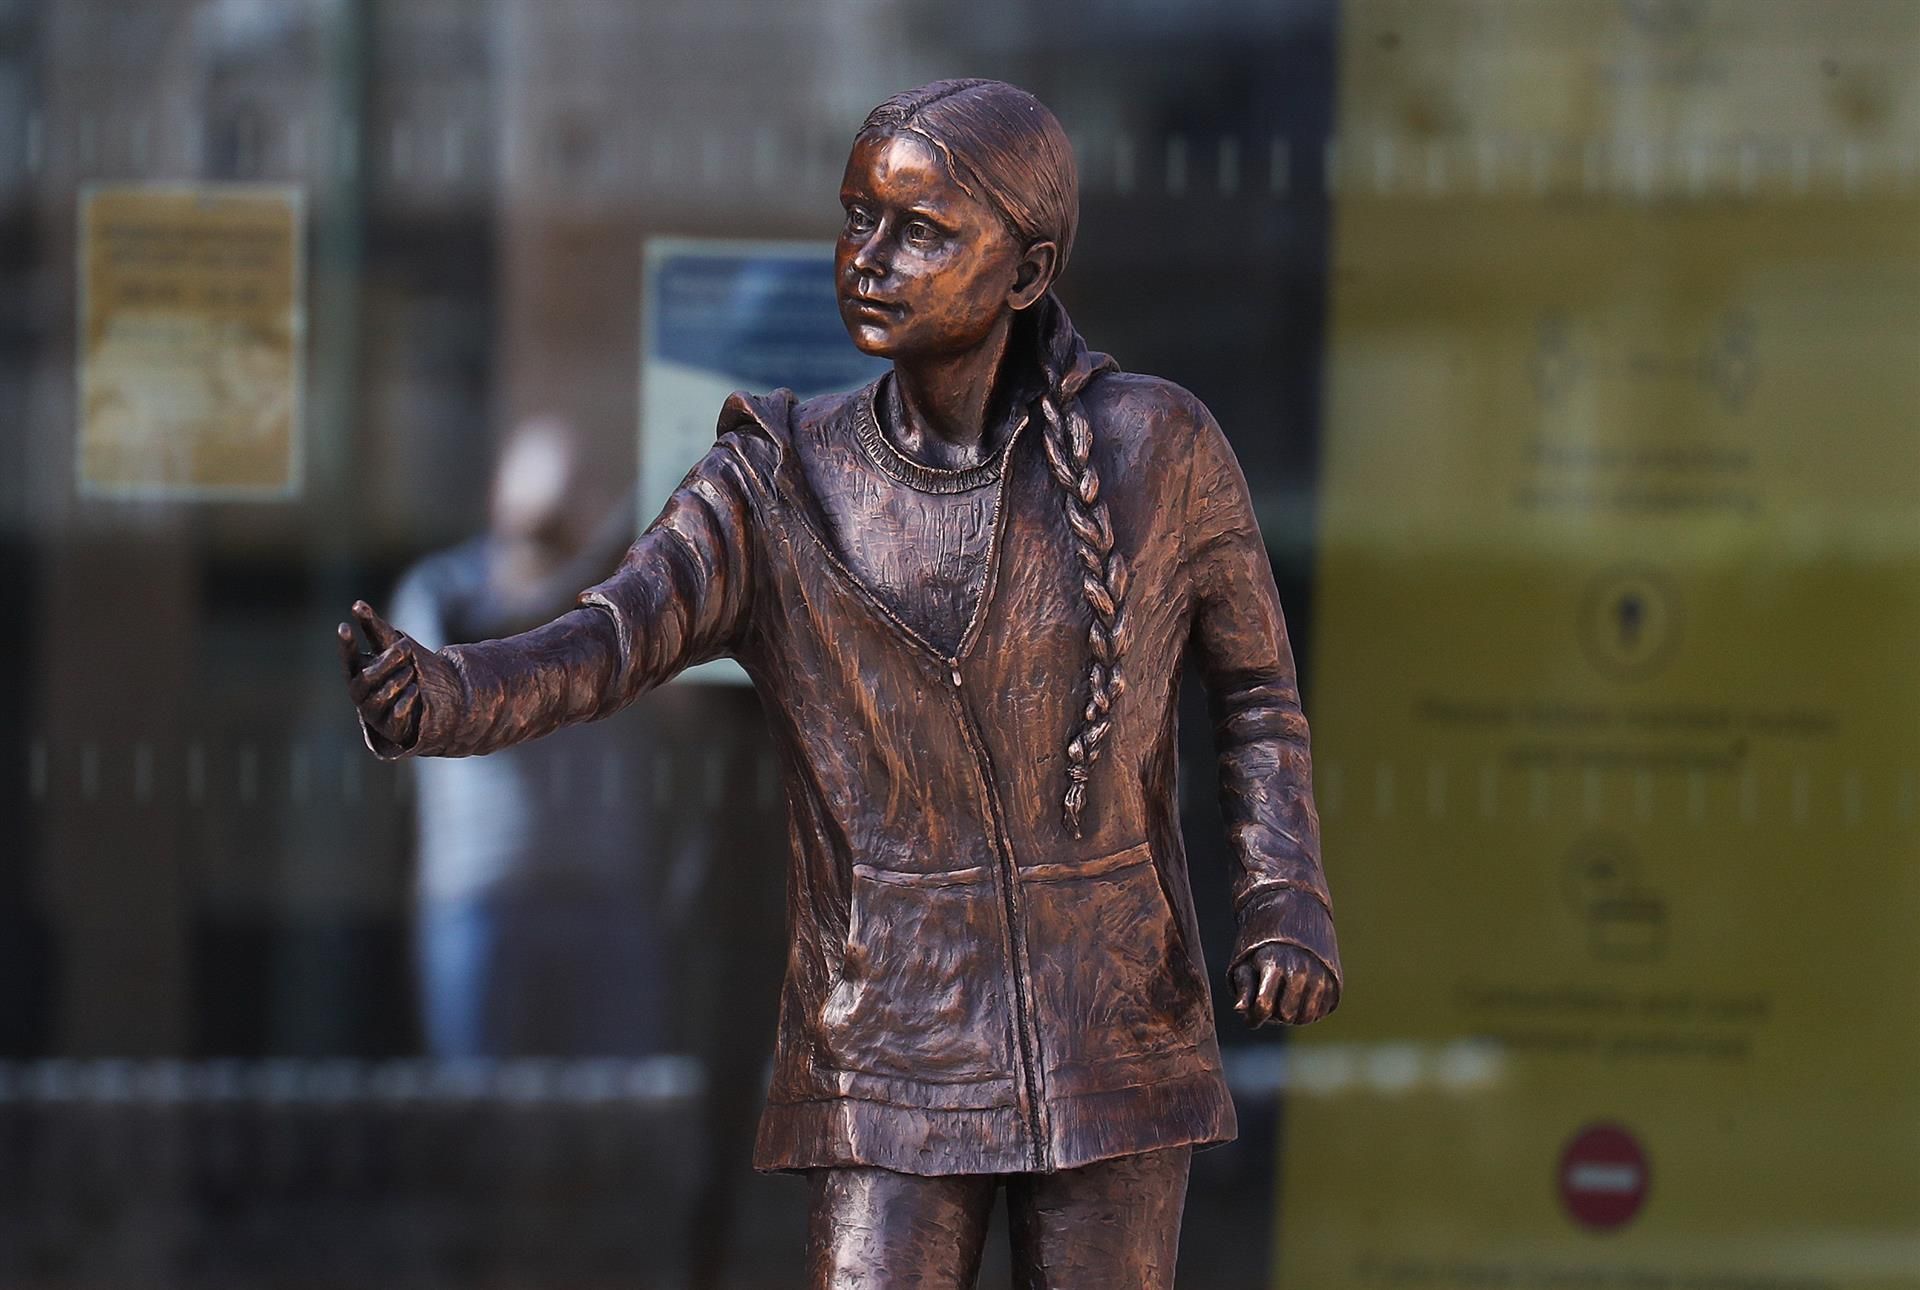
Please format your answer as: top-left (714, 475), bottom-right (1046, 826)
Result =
top-left (819, 864), bottom-right (1014, 1082)
top-left (1019, 842), bottom-right (1205, 1068)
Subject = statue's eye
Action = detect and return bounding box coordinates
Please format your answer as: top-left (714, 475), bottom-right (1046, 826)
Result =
top-left (904, 220), bottom-right (941, 246)
top-left (844, 207), bottom-right (875, 235)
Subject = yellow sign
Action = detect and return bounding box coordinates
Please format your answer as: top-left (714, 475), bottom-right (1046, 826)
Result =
top-left (1284, 3), bottom-right (1920, 1287)
top-left (78, 185), bottom-right (303, 498)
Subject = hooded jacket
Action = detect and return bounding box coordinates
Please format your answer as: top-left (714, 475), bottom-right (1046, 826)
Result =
top-left (377, 310), bottom-right (1340, 1177)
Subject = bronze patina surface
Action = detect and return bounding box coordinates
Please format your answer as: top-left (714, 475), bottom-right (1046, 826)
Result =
top-left (342, 78), bottom-right (1339, 1286)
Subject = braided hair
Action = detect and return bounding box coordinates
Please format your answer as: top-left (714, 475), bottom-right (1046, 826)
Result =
top-left (857, 81), bottom-right (1127, 838)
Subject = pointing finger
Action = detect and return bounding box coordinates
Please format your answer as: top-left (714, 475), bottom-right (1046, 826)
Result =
top-left (352, 601), bottom-right (402, 651)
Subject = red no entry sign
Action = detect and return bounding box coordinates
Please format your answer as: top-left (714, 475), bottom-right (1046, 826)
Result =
top-left (1558, 1123), bottom-right (1650, 1231)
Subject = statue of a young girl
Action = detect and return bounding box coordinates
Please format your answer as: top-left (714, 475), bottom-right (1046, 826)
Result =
top-left (341, 79), bottom-right (1340, 1288)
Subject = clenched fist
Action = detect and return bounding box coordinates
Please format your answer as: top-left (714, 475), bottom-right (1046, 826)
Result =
top-left (1230, 943), bottom-right (1338, 1027)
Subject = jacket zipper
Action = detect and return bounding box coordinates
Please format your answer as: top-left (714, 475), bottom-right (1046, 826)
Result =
top-left (944, 411), bottom-right (1050, 1169)
top-left (775, 407), bottom-right (1050, 1168)
top-left (947, 664), bottom-right (1051, 1172)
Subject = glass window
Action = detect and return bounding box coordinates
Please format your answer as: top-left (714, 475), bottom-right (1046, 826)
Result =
top-left (3, 1), bottom-right (1915, 1285)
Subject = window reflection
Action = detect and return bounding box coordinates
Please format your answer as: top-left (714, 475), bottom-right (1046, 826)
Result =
top-left (4, 0), bottom-right (1915, 1286)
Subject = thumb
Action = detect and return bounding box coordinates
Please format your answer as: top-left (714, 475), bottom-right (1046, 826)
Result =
top-left (352, 600), bottom-right (402, 651)
top-left (1230, 962), bottom-right (1254, 1012)
top-left (337, 621), bottom-right (363, 677)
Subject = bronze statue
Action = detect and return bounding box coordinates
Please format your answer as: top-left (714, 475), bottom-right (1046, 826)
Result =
top-left (340, 79), bottom-right (1340, 1288)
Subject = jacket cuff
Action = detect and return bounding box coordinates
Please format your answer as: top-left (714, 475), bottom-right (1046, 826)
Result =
top-left (357, 713), bottom-right (415, 761)
top-left (408, 645), bottom-right (477, 757)
top-left (1229, 886), bottom-right (1343, 993)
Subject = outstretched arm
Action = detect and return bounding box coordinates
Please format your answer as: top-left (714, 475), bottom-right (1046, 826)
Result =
top-left (340, 435), bottom-right (759, 760)
top-left (1183, 395), bottom-right (1342, 1027)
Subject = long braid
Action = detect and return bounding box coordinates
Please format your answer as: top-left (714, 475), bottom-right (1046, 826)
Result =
top-left (856, 80), bottom-right (1118, 835)
top-left (1036, 339), bottom-right (1130, 838)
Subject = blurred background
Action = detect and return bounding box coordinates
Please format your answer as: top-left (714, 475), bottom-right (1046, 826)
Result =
top-left (2, 0), bottom-right (1917, 1286)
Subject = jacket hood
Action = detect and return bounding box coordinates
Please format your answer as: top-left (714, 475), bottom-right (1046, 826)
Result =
top-left (716, 385), bottom-right (800, 455)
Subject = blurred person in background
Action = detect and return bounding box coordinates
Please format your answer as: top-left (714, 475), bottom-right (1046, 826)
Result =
top-left (391, 416), bottom-right (680, 1059)
top-left (399, 416), bottom-right (790, 1284)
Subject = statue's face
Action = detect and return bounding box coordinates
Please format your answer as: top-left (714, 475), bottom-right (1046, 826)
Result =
top-left (836, 131), bottom-right (1030, 360)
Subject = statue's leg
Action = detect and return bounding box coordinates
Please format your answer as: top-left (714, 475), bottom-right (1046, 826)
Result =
top-left (803, 1165), bottom-right (996, 1289)
top-left (1004, 1147), bottom-right (1192, 1290)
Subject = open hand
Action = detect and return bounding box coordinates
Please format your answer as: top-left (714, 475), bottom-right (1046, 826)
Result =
top-left (337, 600), bottom-right (430, 752)
top-left (1231, 943), bottom-right (1338, 1027)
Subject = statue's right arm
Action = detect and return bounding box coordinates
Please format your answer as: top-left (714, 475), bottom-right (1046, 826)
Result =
top-left (362, 436), bottom-right (758, 761)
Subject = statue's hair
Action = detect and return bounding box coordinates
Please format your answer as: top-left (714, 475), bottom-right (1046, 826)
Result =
top-left (858, 81), bottom-right (1125, 839)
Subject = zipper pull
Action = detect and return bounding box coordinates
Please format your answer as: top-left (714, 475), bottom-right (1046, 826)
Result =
top-left (949, 661), bottom-right (963, 688)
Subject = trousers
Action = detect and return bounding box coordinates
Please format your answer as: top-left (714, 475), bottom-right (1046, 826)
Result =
top-left (803, 1147), bottom-right (1192, 1289)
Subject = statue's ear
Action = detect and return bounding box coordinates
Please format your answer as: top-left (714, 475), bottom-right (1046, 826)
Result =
top-left (1009, 240), bottom-right (1058, 311)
